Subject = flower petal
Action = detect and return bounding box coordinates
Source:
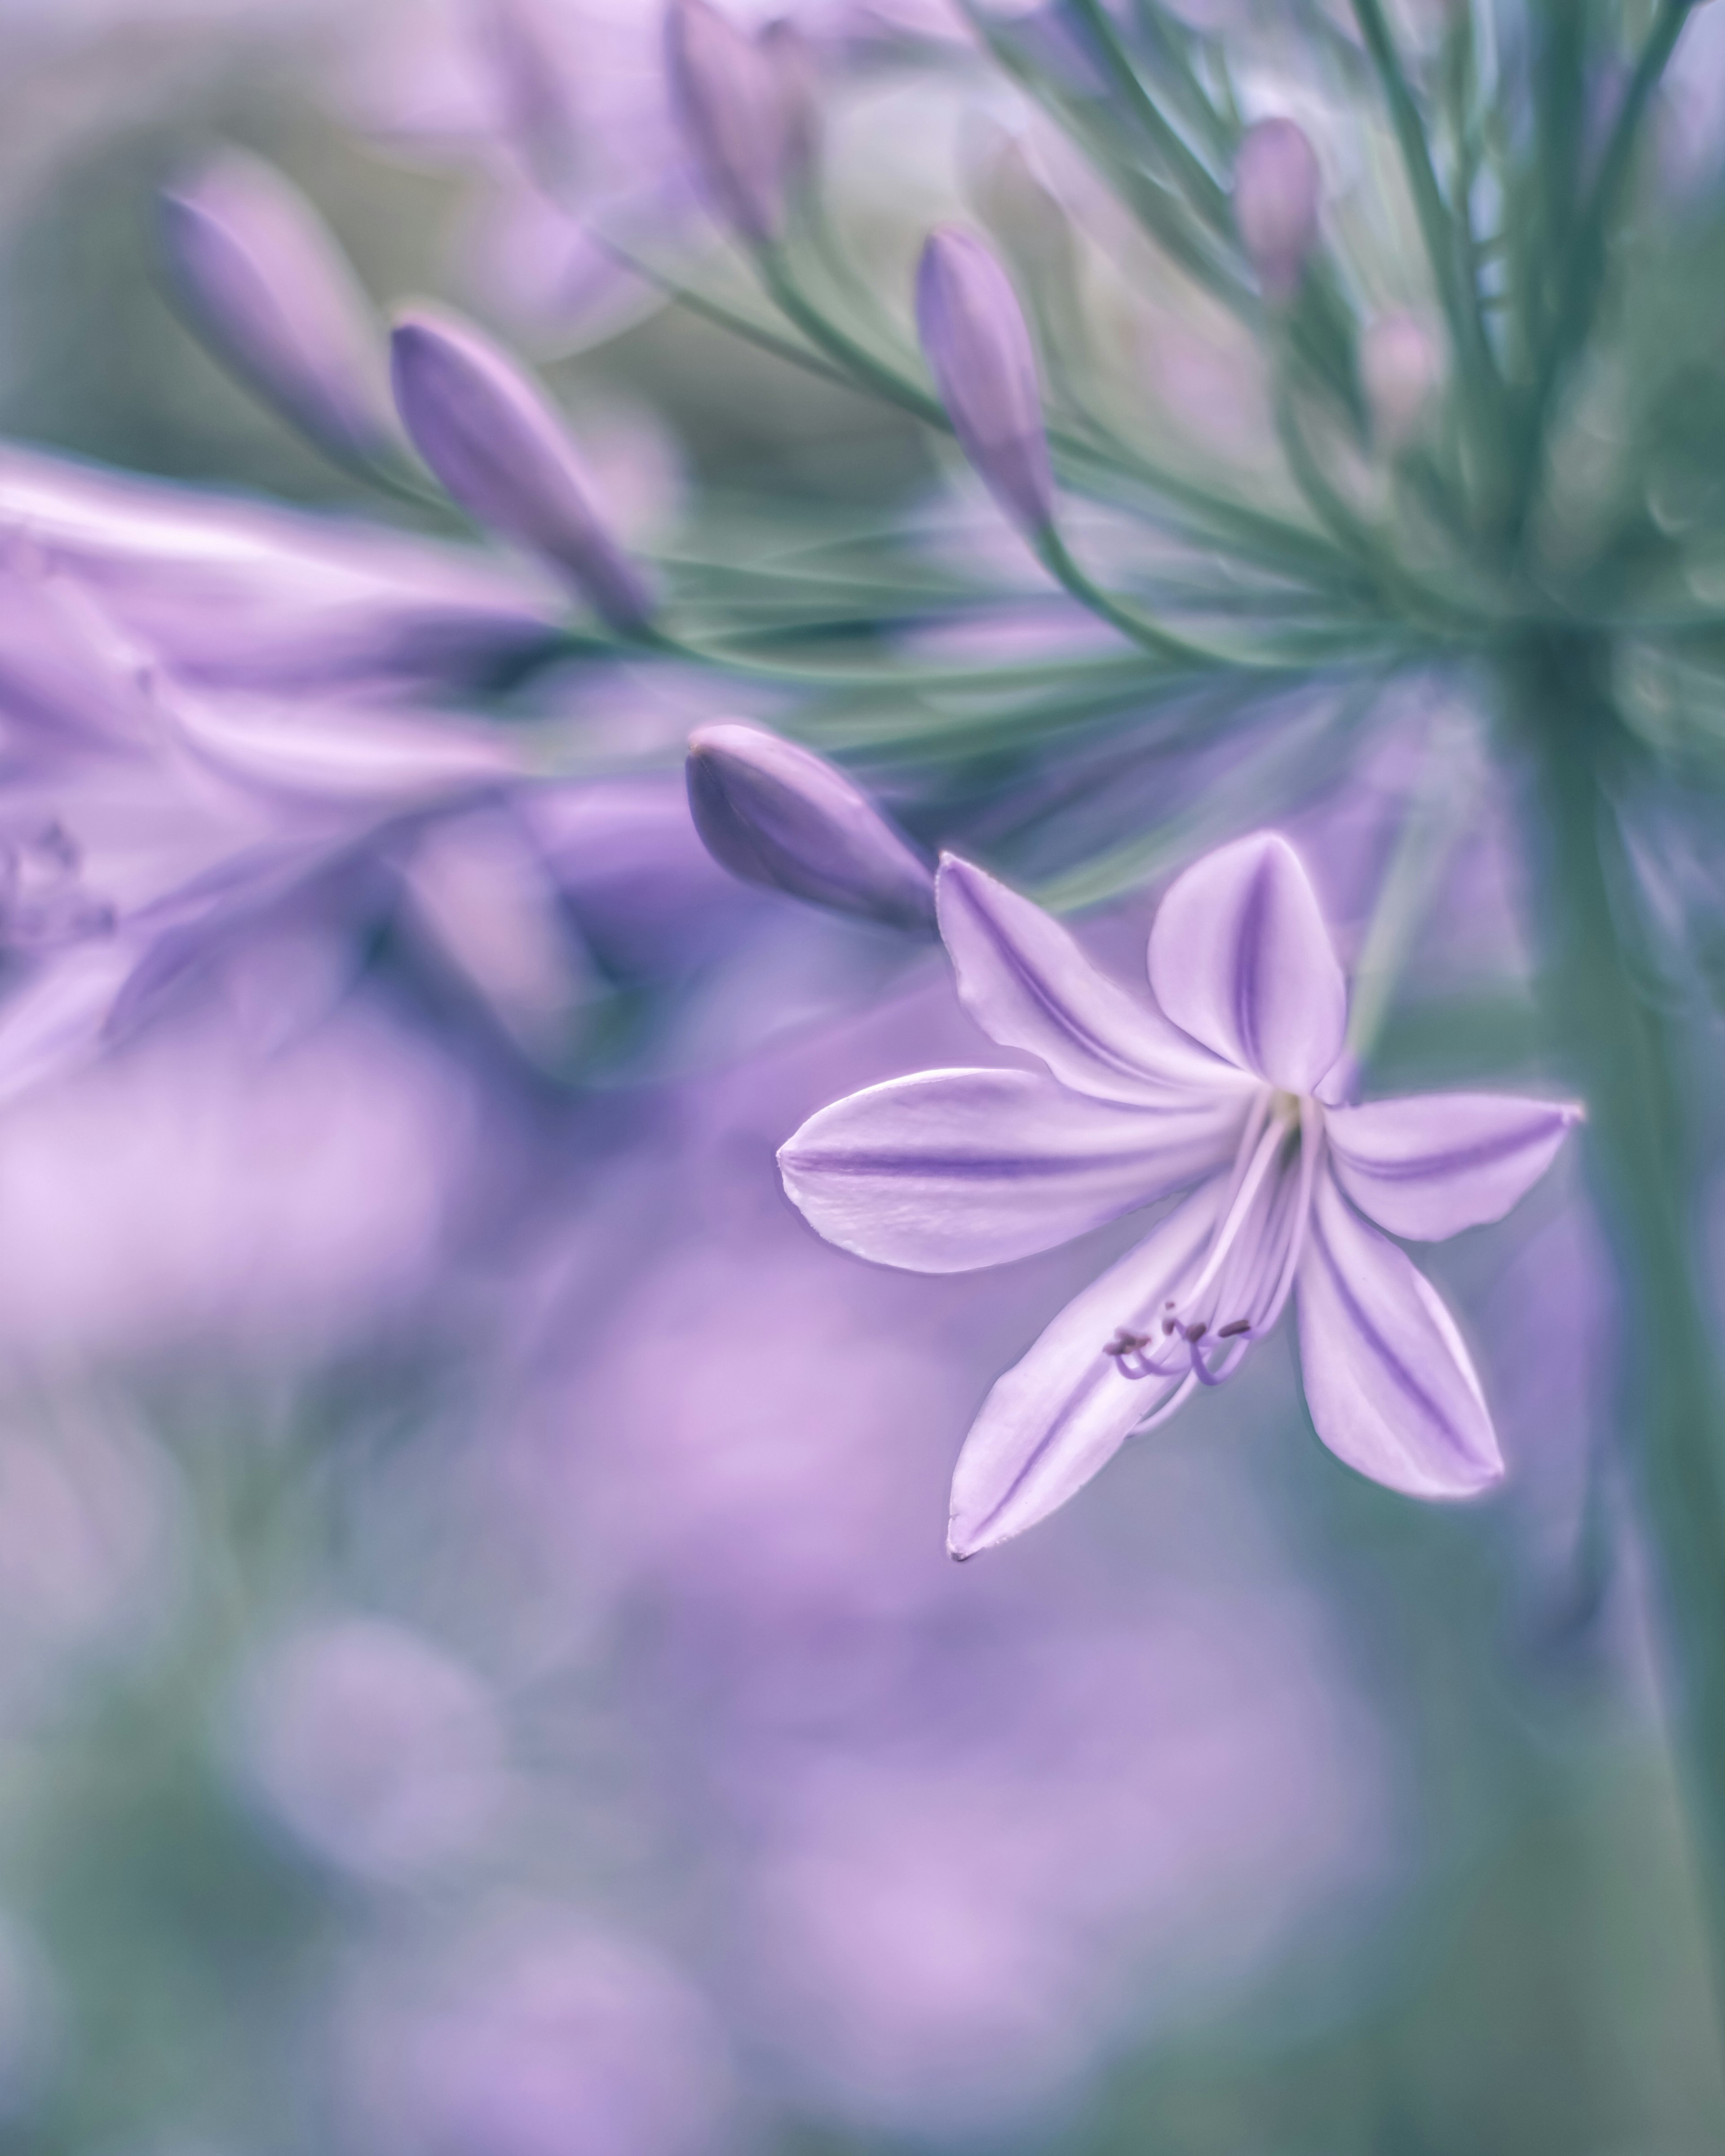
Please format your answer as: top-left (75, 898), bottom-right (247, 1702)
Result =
top-left (1326, 1091), bottom-right (1582, 1241)
top-left (937, 855), bottom-right (1251, 1106)
top-left (948, 1177), bottom-right (1228, 1556)
top-left (779, 1067), bottom-right (1241, 1274)
top-left (1147, 831), bottom-right (1346, 1092)
top-left (1296, 1171), bottom-right (1502, 1498)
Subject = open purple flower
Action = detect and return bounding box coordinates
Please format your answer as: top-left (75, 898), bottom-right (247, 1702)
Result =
top-left (779, 834), bottom-right (1581, 1557)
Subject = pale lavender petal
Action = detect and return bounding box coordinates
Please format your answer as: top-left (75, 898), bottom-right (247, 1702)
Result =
top-left (1296, 1171), bottom-right (1502, 1498)
top-left (686, 724), bottom-right (935, 932)
top-left (937, 855), bottom-right (1253, 1107)
top-left (0, 940), bottom-right (137, 1113)
top-left (779, 1067), bottom-right (1241, 1273)
top-left (1147, 831), bottom-right (1346, 1092)
top-left (948, 1176), bottom-right (1228, 1556)
top-left (1326, 1091), bottom-right (1582, 1242)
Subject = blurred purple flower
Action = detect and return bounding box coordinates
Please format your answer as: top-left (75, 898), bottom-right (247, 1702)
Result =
top-left (345, 1921), bottom-right (733, 2156)
top-left (159, 149), bottom-right (398, 470)
top-left (235, 1617), bottom-right (507, 1881)
top-left (391, 307), bottom-right (656, 634)
top-left (1234, 117), bottom-right (1321, 304)
top-left (686, 722), bottom-right (935, 931)
top-left (780, 834), bottom-right (1579, 1554)
top-left (916, 227), bottom-right (1055, 541)
top-left (0, 442), bottom-right (562, 694)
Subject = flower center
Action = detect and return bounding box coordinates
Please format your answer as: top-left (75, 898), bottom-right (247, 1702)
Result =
top-left (1102, 1089), bottom-right (1322, 1414)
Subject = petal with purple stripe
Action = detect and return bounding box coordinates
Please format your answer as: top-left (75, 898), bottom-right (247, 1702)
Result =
top-left (779, 1066), bottom-right (1242, 1274)
top-left (938, 855), bottom-right (1251, 1107)
top-left (1296, 1170), bottom-right (1502, 1498)
top-left (1326, 1091), bottom-right (1581, 1242)
top-left (1147, 831), bottom-right (1346, 1092)
top-left (948, 1175), bottom-right (1228, 1556)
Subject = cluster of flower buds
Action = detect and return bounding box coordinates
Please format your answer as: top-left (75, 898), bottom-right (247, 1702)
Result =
top-left (686, 723), bottom-right (936, 932)
top-left (159, 150), bottom-right (399, 472)
top-left (389, 310), bottom-right (656, 637)
top-left (666, 0), bottom-right (819, 245)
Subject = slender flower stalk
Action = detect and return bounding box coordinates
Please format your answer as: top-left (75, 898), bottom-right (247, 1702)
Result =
top-left (781, 835), bottom-right (1578, 1556)
top-left (389, 308), bottom-right (656, 636)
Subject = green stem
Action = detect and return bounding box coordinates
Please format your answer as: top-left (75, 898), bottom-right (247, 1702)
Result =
top-left (1509, 631), bottom-right (1725, 2046)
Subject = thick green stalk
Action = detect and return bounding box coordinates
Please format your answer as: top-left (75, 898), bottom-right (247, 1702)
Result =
top-left (1510, 632), bottom-right (1725, 2033)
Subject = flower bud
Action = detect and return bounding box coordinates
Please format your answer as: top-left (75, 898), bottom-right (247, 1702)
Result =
top-left (159, 151), bottom-right (397, 468)
top-left (686, 723), bottom-right (936, 932)
top-left (914, 227), bottom-right (1054, 539)
top-left (667, 0), bottom-right (791, 244)
top-left (1360, 309), bottom-right (1443, 451)
top-left (1234, 118), bottom-right (1321, 304)
top-left (390, 308), bottom-right (655, 635)
top-left (759, 17), bottom-right (822, 190)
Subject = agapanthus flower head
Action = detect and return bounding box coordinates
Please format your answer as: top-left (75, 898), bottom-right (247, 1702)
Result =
top-left (667, 0), bottom-right (795, 245)
top-left (390, 307), bottom-right (656, 635)
top-left (1233, 117), bottom-right (1322, 305)
top-left (779, 834), bottom-right (1580, 1557)
top-left (914, 226), bottom-right (1054, 540)
top-left (159, 150), bottom-right (398, 470)
top-left (686, 723), bottom-right (936, 932)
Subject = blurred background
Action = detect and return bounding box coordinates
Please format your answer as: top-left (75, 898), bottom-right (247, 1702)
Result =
top-left (0, 3), bottom-right (1719, 2151)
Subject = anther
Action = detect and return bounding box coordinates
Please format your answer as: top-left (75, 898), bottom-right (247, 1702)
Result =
top-left (1217, 1318), bottom-right (1251, 1339)
top-left (1183, 1321), bottom-right (1208, 1343)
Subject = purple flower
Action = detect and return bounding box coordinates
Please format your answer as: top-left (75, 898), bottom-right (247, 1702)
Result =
top-left (1234, 118), bottom-right (1322, 304)
top-left (390, 308), bottom-right (656, 635)
top-left (915, 227), bottom-right (1054, 541)
top-left (779, 834), bottom-right (1581, 1556)
top-left (686, 723), bottom-right (935, 931)
top-left (159, 150), bottom-right (398, 469)
top-left (666, 0), bottom-right (794, 245)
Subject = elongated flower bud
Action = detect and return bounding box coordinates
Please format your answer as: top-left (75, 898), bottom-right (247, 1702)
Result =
top-left (759, 17), bottom-right (821, 189)
top-left (1234, 118), bottom-right (1321, 304)
top-left (915, 227), bottom-right (1054, 539)
top-left (390, 309), bottom-right (655, 635)
top-left (1360, 309), bottom-right (1442, 450)
top-left (686, 723), bottom-right (936, 932)
top-left (159, 151), bottom-right (397, 468)
top-left (667, 0), bottom-right (790, 244)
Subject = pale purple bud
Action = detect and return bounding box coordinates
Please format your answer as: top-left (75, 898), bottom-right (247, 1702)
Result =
top-left (667, 0), bottom-right (791, 244)
top-left (760, 18), bottom-right (822, 187)
top-left (159, 151), bottom-right (397, 468)
top-left (1360, 309), bottom-right (1443, 451)
top-left (686, 723), bottom-right (936, 932)
top-left (390, 309), bottom-right (655, 635)
top-left (914, 227), bottom-right (1054, 539)
top-left (1234, 119), bottom-right (1322, 304)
